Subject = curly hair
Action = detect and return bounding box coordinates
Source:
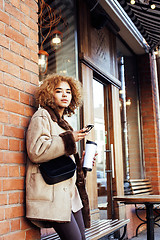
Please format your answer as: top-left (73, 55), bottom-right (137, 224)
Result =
top-left (35, 74), bottom-right (83, 116)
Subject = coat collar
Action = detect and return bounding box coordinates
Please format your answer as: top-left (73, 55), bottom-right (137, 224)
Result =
top-left (44, 106), bottom-right (73, 131)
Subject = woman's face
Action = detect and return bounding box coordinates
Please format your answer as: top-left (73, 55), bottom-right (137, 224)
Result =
top-left (53, 81), bottom-right (72, 109)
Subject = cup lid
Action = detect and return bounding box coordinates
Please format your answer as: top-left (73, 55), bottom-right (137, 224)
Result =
top-left (86, 140), bottom-right (97, 145)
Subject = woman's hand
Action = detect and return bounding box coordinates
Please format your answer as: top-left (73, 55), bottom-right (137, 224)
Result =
top-left (72, 129), bottom-right (88, 142)
top-left (81, 151), bottom-right (98, 167)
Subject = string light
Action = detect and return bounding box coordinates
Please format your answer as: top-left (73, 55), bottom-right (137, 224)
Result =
top-left (130, 0), bottom-right (156, 11)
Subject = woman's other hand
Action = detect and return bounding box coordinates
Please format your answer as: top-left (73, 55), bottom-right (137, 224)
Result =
top-left (81, 151), bottom-right (98, 167)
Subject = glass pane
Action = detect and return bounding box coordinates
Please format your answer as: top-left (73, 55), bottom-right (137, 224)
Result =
top-left (93, 79), bottom-right (107, 219)
top-left (38, 0), bottom-right (78, 131)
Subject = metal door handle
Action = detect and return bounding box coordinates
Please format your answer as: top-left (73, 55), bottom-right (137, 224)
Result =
top-left (105, 144), bottom-right (115, 178)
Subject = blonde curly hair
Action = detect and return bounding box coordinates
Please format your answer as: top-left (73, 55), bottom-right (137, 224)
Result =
top-left (35, 74), bottom-right (83, 116)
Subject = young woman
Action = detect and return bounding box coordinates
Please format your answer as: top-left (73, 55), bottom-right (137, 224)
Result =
top-left (26, 74), bottom-right (92, 240)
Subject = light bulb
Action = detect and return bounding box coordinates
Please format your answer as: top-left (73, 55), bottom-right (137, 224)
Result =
top-left (151, 4), bottom-right (156, 9)
top-left (130, 0), bottom-right (136, 4)
top-left (52, 33), bottom-right (62, 49)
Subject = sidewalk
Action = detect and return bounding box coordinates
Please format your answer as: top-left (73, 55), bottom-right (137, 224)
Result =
top-left (130, 226), bottom-right (160, 239)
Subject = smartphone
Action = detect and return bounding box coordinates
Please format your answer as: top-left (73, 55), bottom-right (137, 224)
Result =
top-left (83, 124), bottom-right (94, 133)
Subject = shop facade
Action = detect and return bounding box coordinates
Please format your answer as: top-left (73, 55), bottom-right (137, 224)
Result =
top-left (0, 0), bottom-right (160, 239)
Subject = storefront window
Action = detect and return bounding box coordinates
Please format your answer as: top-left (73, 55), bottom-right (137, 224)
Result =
top-left (117, 38), bottom-right (144, 181)
top-left (38, 0), bottom-right (78, 129)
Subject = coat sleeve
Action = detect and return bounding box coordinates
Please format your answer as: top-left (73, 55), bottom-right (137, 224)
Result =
top-left (26, 110), bottom-right (76, 163)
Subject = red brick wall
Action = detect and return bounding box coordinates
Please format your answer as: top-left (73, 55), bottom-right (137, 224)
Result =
top-left (138, 53), bottom-right (160, 194)
top-left (0, 0), bottom-right (40, 239)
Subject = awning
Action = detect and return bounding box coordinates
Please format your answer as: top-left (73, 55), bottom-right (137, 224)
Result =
top-left (118, 0), bottom-right (160, 50)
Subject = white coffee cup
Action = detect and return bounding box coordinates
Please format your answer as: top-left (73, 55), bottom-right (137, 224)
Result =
top-left (83, 140), bottom-right (97, 171)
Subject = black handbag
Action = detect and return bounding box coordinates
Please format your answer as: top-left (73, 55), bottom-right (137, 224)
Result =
top-left (39, 155), bottom-right (76, 185)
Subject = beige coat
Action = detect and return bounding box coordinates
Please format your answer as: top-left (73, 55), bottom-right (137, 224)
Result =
top-left (26, 107), bottom-right (83, 226)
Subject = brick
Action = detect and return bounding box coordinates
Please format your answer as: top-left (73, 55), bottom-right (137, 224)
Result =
top-left (10, 218), bottom-right (21, 232)
top-left (25, 15), bottom-right (38, 31)
top-left (0, 151), bottom-right (4, 163)
top-left (26, 38), bottom-right (38, 52)
top-left (0, 98), bottom-right (4, 109)
top-left (9, 165), bottom-right (19, 177)
top-left (21, 23), bottom-right (30, 37)
top-left (3, 230), bottom-right (26, 240)
top-left (24, 0), bottom-right (38, 12)
top-left (30, 73), bottom-right (39, 85)
top-left (8, 192), bottom-right (20, 204)
top-left (25, 82), bottom-right (37, 95)
top-left (0, 84), bottom-right (9, 97)
top-left (0, 60), bottom-right (9, 72)
top-left (5, 3), bottom-right (24, 22)
top-left (0, 165), bottom-right (8, 177)
top-left (19, 191), bottom-right (24, 204)
top-left (20, 46), bottom-right (30, 60)
top-left (0, 21), bottom-right (5, 34)
top-left (9, 113), bottom-right (20, 126)
top-left (30, 30), bottom-right (38, 42)
top-left (0, 193), bottom-right (8, 206)
top-left (30, 95), bottom-right (36, 107)
top-left (10, 16), bottom-right (20, 31)
top-left (4, 74), bottom-right (25, 91)
top-left (21, 116), bottom-right (29, 128)
top-left (5, 26), bottom-right (25, 46)
top-left (3, 152), bottom-right (26, 164)
top-left (0, 110), bottom-right (9, 123)
top-left (30, 50), bottom-right (38, 63)
top-left (0, 10), bottom-right (10, 25)
top-left (4, 99), bottom-right (25, 115)
top-left (10, 41), bottom-right (21, 54)
top-left (26, 228), bottom-right (41, 240)
top-left (3, 179), bottom-right (24, 191)
top-left (8, 63), bottom-right (20, 78)
top-left (20, 165), bottom-right (25, 177)
top-left (5, 205), bottom-right (24, 219)
top-left (3, 49), bottom-right (24, 68)
top-left (20, 2), bottom-right (30, 16)
top-left (9, 139), bottom-right (20, 151)
top-left (9, 88), bottom-right (19, 101)
top-left (10, 0), bottom-right (20, 9)
top-left (0, 124), bottom-right (3, 136)
top-left (30, 8), bottom-right (38, 22)
top-left (0, 207), bottom-right (5, 220)
top-left (20, 69), bottom-right (31, 82)
top-left (0, 220), bottom-right (10, 235)
top-left (0, 0), bottom-right (3, 10)
top-left (25, 59), bottom-right (39, 74)
top-left (20, 92), bottom-right (30, 105)
top-left (24, 105), bottom-right (35, 117)
top-left (20, 139), bottom-right (26, 151)
top-left (21, 217), bottom-right (32, 230)
top-left (0, 71), bottom-right (3, 83)
top-left (0, 138), bottom-right (8, 150)
top-left (4, 125), bottom-right (24, 139)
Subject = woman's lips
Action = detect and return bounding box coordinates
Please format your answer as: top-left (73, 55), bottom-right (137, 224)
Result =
top-left (61, 99), bottom-right (68, 103)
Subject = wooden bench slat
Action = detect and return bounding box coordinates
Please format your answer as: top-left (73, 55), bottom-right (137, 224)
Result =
top-left (130, 179), bottom-right (150, 182)
top-left (85, 220), bottom-right (117, 237)
top-left (86, 219), bottom-right (129, 240)
top-left (125, 178), bottom-right (160, 210)
top-left (41, 219), bottom-right (130, 240)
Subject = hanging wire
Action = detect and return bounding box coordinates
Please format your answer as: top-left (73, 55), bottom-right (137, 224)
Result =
top-left (38, 0), bottom-right (61, 49)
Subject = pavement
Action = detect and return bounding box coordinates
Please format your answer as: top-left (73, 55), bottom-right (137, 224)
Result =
top-left (130, 226), bottom-right (160, 239)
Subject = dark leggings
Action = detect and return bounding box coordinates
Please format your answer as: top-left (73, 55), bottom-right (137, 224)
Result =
top-left (52, 210), bottom-right (86, 240)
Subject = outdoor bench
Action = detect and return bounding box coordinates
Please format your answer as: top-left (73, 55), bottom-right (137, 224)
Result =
top-left (125, 178), bottom-right (160, 235)
top-left (41, 218), bottom-right (130, 240)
